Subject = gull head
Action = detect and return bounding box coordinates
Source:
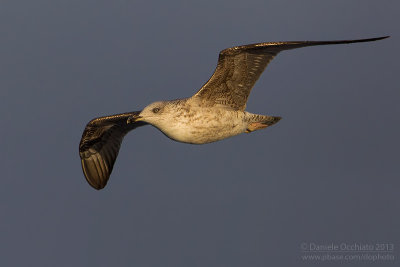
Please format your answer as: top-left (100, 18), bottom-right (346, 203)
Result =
top-left (127, 101), bottom-right (171, 127)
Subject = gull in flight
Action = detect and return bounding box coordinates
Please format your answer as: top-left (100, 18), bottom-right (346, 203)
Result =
top-left (79, 36), bottom-right (389, 190)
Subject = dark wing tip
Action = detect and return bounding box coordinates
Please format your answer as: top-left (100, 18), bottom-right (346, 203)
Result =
top-left (79, 124), bottom-right (115, 190)
top-left (375, 35), bottom-right (390, 40)
top-left (353, 36), bottom-right (390, 42)
top-left (80, 143), bottom-right (117, 190)
top-left (81, 158), bottom-right (108, 190)
top-left (221, 35), bottom-right (390, 55)
top-left (78, 111), bottom-right (146, 190)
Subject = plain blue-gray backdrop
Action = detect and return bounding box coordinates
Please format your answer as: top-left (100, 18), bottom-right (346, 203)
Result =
top-left (1, 0), bottom-right (398, 266)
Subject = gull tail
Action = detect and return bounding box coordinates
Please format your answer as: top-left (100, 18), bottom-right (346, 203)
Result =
top-left (246, 115), bottom-right (281, 133)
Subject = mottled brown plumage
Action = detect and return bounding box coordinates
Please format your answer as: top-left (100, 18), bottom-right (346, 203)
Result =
top-left (194, 36), bottom-right (389, 110)
top-left (79, 36), bottom-right (389, 190)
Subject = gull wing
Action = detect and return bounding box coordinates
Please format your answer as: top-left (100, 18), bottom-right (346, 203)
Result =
top-left (193, 36), bottom-right (389, 110)
top-left (79, 111), bottom-right (147, 190)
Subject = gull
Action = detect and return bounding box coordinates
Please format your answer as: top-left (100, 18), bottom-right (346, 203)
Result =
top-left (79, 36), bottom-right (389, 190)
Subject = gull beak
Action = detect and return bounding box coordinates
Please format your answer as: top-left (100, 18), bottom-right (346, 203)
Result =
top-left (127, 114), bottom-right (143, 124)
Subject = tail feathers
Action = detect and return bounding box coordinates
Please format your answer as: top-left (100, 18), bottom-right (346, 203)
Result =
top-left (262, 116), bottom-right (282, 126)
top-left (246, 116), bottom-right (281, 133)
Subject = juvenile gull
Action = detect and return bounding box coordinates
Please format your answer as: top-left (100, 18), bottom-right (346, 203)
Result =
top-left (79, 36), bottom-right (389, 190)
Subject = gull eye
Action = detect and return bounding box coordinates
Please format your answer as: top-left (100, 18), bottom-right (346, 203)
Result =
top-left (152, 107), bottom-right (160, 113)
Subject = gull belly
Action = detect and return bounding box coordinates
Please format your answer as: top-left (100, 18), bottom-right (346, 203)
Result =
top-left (153, 107), bottom-right (248, 144)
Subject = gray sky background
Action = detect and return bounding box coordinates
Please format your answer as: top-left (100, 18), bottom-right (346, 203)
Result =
top-left (1, 0), bottom-right (399, 266)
